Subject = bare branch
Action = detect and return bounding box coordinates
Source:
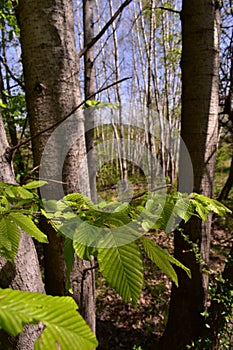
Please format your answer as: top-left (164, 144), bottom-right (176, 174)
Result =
top-left (120, 184), bottom-right (172, 202)
top-left (155, 6), bottom-right (181, 15)
top-left (0, 56), bottom-right (25, 90)
top-left (10, 76), bottom-right (132, 152)
top-left (78, 0), bottom-right (133, 58)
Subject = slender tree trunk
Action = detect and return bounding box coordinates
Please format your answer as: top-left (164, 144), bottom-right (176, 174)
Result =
top-left (160, 1), bottom-right (220, 349)
top-left (0, 38), bottom-right (25, 175)
top-left (0, 114), bottom-right (45, 349)
top-left (108, 0), bottom-right (128, 190)
top-left (79, 0), bottom-right (96, 334)
top-left (218, 153), bottom-right (233, 200)
top-left (218, 47), bottom-right (233, 201)
top-left (17, 0), bottom-right (95, 332)
top-left (83, 0), bottom-right (97, 204)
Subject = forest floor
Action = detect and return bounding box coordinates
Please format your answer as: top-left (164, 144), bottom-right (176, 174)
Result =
top-left (96, 220), bottom-right (233, 350)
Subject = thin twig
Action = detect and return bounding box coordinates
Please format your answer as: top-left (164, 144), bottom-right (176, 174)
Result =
top-left (77, 0), bottom-right (133, 58)
top-left (0, 56), bottom-right (25, 90)
top-left (155, 6), bottom-right (181, 15)
top-left (120, 184), bottom-right (172, 202)
top-left (82, 264), bottom-right (99, 278)
top-left (10, 76), bottom-right (131, 152)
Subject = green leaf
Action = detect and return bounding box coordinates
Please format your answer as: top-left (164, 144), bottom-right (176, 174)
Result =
top-left (16, 186), bottom-right (34, 199)
top-left (153, 196), bottom-right (176, 231)
top-left (165, 250), bottom-right (191, 279)
top-left (0, 290), bottom-right (33, 336)
top-left (0, 218), bottom-right (12, 251)
top-left (23, 181), bottom-right (48, 189)
top-left (0, 100), bottom-right (7, 109)
top-left (64, 193), bottom-right (93, 208)
top-left (98, 235), bottom-right (143, 306)
top-left (64, 238), bottom-right (75, 290)
top-left (0, 217), bottom-right (20, 262)
top-left (4, 185), bottom-right (17, 198)
top-left (83, 99), bottom-right (100, 108)
top-left (9, 212), bottom-right (48, 243)
top-left (193, 202), bottom-right (208, 221)
top-left (0, 196), bottom-right (10, 213)
top-left (142, 237), bottom-right (179, 286)
top-left (83, 100), bottom-right (119, 110)
top-left (73, 222), bottom-right (102, 259)
top-left (191, 193), bottom-right (232, 216)
top-left (0, 288), bottom-right (98, 350)
top-left (173, 196), bottom-right (193, 222)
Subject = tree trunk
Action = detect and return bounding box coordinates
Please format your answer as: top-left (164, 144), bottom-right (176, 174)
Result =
top-left (82, 0), bottom-right (97, 337)
top-left (83, 0), bottom-right (97, 203)
top-left (17, 0), bottom-right (95, 332)
top-left (218, 39), bottom-right (233, 201)
top-left (160, 1), bottom-right (220, 348)
top-left (218, 150), bottom-right (233, 201)
top-left (0, 114), bottom-right (45, 349)
top-left (0, 58), bottom-right (25, 176)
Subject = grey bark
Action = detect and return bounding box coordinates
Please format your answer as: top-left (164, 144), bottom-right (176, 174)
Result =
top-left (82, 1), bottom-right (97, 337)
top-left (0, 114), bottom-right (45, 349)
top-left (17, 0), bottom-right (95, 333)
top-left (83, 0), bottom-right (97, 204)
top-left (160, 0), bottom-right (220, 348)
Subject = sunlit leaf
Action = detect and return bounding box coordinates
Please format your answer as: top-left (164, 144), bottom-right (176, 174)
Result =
top-left (0, 288), bottom-right (98, 350)
top-left (9, 212), bottom-right (48, 243)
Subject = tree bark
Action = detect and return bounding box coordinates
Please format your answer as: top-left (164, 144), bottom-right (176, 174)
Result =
top-left (83, 0), bottom-right (97, 203)
top-left (82, 1), bottom-right (97, 337)
top-left (0, 114), bottom-right (45, 349)
top-left (160, 1), bottom-right (220, 348)
top-left (17, 0), bottom-right (95, 332)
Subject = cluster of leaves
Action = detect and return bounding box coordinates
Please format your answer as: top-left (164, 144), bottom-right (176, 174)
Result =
top-left (0, 181), bottom-right (231, 348)
top-left (42, 190), bottom-right (231, 306)
top-left (0, 0), bottom-right (20, 40)
top-left (0, 181), bottom-right (48, 262)
top-left (42, 192), bottom-right (190, 304)
top-left (0, 181), bottom-right (98, 350)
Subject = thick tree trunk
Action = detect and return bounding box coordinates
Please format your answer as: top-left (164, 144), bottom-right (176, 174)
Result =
top-left (0, 114), bottom-right (45, 349)
top-left (17, 0), bottom-right (95, 332)
top-left (160, 1), bottom-right (220, 349)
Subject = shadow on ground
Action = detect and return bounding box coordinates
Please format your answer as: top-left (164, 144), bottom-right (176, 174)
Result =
top-left (97, 319), bottom-right (159, 350)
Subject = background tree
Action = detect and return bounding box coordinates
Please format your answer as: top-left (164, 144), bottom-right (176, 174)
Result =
top-left (83, 0), bottom-right (97, 204)
top-left (0, 113), bottom-right (45, 349)
top-left (160, 0), bottom-right (220, 348)
top-left (218, 2), bottom-right (233, 201)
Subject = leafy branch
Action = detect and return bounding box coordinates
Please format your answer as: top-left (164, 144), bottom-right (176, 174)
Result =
top-left (0, 181), bottom-right (231, 346)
